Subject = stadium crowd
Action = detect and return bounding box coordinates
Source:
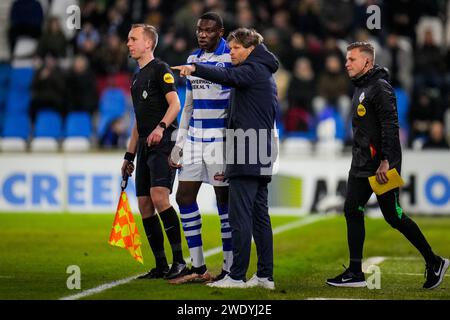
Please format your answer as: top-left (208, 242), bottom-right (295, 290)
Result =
top-left (0, 0), bottom-right (450, 151)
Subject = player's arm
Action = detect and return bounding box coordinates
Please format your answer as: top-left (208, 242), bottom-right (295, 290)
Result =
top-left (168, 82), bottom-right (193, 168)
top-left (175, 82), bottom-right (193, 149)
top-left (122, 122), bottom-right (138, 177)
top-left (172, 63), bottom-right (261, 88)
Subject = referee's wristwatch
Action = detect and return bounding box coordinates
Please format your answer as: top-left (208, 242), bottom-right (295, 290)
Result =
top-left (158, 121), bottom-right (167, 130)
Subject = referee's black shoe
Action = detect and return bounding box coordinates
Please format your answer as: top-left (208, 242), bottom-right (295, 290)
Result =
top-left (137, 266), bottom-right (169, 279)
top-left (326, 266), bottom-right (367, 287)
top-left (164, 262), bottom-right (190, 280)
top-left (423, 256), bottom-right (449, 289)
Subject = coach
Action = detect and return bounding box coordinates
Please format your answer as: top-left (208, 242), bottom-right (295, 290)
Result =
top-left (172, 28), bottom-right (279, 289)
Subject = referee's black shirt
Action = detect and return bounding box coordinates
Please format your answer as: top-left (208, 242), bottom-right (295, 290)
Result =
top-left (131, 58), bottom-right (178, 138)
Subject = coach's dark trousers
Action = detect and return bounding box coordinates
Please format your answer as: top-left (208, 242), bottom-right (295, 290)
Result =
top-left (228, 176), bottom-right (273, 281)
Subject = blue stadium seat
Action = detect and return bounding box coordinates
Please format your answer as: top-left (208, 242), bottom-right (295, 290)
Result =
top-left (6, 88), bottom-right (31, 113)
top-left (65, 112), bottom-right (92, 138)
top-left (97, 88), bottom-right (126, 138)
top-left (0, 112), bottom-right (30, 152)
top-left (2, 113), bottom-right (30, 139)
top-left (10, 67), bottom-right (34, 90)
top-left (34, 110), bottom-right (63, 138)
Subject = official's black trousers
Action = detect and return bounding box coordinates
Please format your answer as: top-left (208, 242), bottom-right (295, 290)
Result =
top-left (228, 176), bottom-right (273, 280)
top-left (344, 174), bottom-right (436, 271)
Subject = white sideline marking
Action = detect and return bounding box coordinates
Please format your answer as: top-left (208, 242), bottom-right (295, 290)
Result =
top-left (59, 215), bottom-right (327, 300)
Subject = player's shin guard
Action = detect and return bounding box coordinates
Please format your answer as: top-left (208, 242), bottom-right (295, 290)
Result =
top-left (218, 202), bottom-right (233, 272)
top-left (179, 202), bottom-right (205, 268)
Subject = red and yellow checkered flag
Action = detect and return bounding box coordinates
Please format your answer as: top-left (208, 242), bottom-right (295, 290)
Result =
top-left (109, 191), bottom-right (144, 264)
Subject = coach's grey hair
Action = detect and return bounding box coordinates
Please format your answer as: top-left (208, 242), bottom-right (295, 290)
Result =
top-left (132, 24), bottom-right (158, 50)
top-left (227, 28), bottom-right (264, 48)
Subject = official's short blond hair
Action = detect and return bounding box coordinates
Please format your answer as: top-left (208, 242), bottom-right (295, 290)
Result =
top-left (131, 24), bottom-right (158, 50)
top-left (347, 41), bottom-right (375, 61)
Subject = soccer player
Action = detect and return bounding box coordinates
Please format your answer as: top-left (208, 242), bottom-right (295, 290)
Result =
top-left (326, 42), bottom-right (449, 289)
top-left (168, 12), bottom-right (232, 284)
top-left (172, 28), bottom-right (279, 290)
top-left (122, 24), bottom-right (189, 280)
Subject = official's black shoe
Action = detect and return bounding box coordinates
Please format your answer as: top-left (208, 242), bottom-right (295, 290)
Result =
top-left (326, 266), bottom-right (367, 287)
top-left (137, 266), bottom-right (169, 279)
top-left (164, 262), bottom-right (190, 280)
top-left (423, 256), bottom-right (449, 289)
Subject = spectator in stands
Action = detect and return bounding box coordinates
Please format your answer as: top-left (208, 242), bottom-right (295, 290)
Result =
top-left (384, 33), bottom-right (414, 93)
top-left (285, 57), bottom-right (316, 133)
top-left (423, 121), bottom-right (450, 149)
top-left (408, 88), bottom-right (443, 147)
top-left (29, 54), bottom-right (67, 122)
top-left (414, 28), bottom-right (445, 90)
top-left (287, 57), bottom-right (316, 114)
top-left (76, 22), bottom-right (101, 63)
top-left (314, 54), bottom-right (351, 120)
top-left (36, 16), bottom-right (68, 59)
top-left (93, 31), bottom-right (129, 75)
top-left (66, 55), bottom-right (98, 114)
top-left (8, 0), bottom-right (44, 55)
top-left (291, 0), bottom-right (323, 38)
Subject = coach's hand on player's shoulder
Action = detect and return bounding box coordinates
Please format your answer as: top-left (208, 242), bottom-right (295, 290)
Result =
top-left (147, 126), bottom-right (164, 146)
top-left (168, 145), bottom-right (183, 168)
top-left (171, 64), bottom-right (196, 77)
top-left (121, 160), bottom-right (135, 177)
top-left (375, 159), bottom-right (389, 184)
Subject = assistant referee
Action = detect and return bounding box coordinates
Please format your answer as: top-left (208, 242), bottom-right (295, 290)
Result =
top-left (122, 24), bottom-right (188, 280)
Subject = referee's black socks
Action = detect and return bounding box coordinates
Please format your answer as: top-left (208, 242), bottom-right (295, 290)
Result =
top-left (159, 206), bottom-right (185, 264)
top-left (142, 215), bottom-right (168, 269)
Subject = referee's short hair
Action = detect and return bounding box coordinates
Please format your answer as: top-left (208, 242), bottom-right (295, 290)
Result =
top-left (347, 41), bottom-right (375, 61)
top-left (132, 24), bottom-right (158, 51)
top-left (227, 28), bottom-right (264, 48)
top-left (199, 12), bottom-right (223, 29)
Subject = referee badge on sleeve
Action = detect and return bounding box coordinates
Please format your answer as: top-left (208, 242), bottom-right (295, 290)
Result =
top-left (163, 73), bottom-right (175, 84)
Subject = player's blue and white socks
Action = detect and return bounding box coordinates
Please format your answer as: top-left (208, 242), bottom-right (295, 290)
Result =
top-left (179, 202), bottom-right (205, 268)
top-left (218, 203), bottom-right (233, 272)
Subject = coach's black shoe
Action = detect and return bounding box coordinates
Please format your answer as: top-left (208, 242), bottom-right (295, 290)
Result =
top-left (137, 266), bottom-right (169, 279)
top-left (164, 262), bottom-right (190, 280)
top-left (326, 266), bottom-right (367, 287)
top-left (423, 256), bottom-right (449, 289)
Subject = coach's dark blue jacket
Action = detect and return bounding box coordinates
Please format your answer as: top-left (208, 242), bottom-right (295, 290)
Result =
top-left (192, 44), bottom-right (279, 180)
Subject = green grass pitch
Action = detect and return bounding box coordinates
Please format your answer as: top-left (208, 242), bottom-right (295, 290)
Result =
top-left (0, 213), bottom-right (449, 300)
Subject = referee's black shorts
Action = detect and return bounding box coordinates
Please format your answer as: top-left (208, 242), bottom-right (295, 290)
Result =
top-left (135, 133), bottom-right (176, 197)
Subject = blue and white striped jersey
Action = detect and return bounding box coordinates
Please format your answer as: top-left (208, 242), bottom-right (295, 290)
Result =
top-left (185, 38), bottom-right (231, 143)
